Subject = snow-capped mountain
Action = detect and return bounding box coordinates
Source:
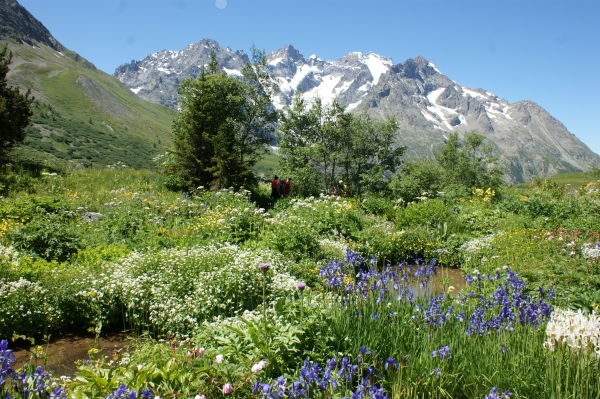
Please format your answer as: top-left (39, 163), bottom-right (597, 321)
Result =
top-left (114, 39), bottom-right (249, 109)
top-left (264, 45), bottom-right (393, 111)
top-left (114, 40), bottom-right (600, 183)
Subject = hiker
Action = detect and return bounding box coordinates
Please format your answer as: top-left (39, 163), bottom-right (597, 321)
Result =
top-left (331, 182), bottom-right (339, 196)
top-left (283, 177), bottom-right (291, 197)
top-left (279, 176), bottom-right (286, 197)
top-left (271, 175), bottom-right (281, 200)
top-left (338, 180), bottom-right (347, 196)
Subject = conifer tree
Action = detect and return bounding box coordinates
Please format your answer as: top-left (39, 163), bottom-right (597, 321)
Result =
top-left (167, 49), bottom-right (276, 190)
top-left (0, 45), bottom-right (34, 162)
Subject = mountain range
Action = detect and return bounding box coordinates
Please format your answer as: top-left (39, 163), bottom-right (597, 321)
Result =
top-left (1, 0), bottom-right (598, 181)
top-left (115, 40), bottom-right (600, 183)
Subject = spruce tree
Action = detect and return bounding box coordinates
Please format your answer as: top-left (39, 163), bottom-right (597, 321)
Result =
top-left (0, 45), bottom-right (34, 162)
top-left (167, 49), bottom-right (276, 190)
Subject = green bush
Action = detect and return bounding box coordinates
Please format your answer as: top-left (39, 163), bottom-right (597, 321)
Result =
top-left (259, 215), bottom-right (322, 261)
top-left (0, 277), bottom-right (60, 337)
top-left (396, 198), bottom-right (449, 228)
top-left (360, 195), bottom-right (395, 218)
top-left (6, 216), bottom-right (80, 262)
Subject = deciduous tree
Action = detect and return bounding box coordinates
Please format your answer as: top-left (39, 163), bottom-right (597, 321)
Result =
top-left (277, 96), bottom-right (404, 196)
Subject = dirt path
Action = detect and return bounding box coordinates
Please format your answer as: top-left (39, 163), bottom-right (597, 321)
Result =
top-left (12, 332), bottom-right (129, 377)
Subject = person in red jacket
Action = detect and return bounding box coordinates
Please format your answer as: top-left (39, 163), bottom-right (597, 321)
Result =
top-left (283, 177), bottom-right (291, 197)
top-left (271, 175), bottom-right (281, 200)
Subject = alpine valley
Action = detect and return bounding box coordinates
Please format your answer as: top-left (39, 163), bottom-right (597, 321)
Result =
top-left (2, 0), bottom-right (599, 181)
top-left (0, 0), bottom-right (173, 169)
top-left (115, 40), bottom-right (600, 183)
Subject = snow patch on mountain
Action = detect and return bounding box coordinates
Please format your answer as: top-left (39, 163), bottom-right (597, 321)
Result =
top-left (363, 53), bottom-right (391, 85)
top-left (426, 88), bottom-right (458, 130)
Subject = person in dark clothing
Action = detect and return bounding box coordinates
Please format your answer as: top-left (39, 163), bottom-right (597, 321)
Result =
top-left (279, 177), bottom-right (286, 197)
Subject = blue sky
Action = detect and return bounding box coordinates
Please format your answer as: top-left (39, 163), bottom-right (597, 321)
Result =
top-left (18, 0), bottom-right (600, 155)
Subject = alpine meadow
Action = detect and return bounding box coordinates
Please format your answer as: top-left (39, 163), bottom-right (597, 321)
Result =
top-left (1, 1), bottom-right (600, 399)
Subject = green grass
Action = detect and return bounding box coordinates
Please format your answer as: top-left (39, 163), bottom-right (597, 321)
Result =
top-left (514, 171), bottom-right (599, 189)
top-left (251, 150), bottom-right (280, 178)
top-left (5, 40), bottom-right (174, 169)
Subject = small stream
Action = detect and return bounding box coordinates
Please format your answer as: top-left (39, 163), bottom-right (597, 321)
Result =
top-left (408, 267), bottom-right (466, 298)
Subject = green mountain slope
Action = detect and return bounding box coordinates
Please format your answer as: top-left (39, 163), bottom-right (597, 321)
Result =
top-left (1, 1), bottom-right (174, 169)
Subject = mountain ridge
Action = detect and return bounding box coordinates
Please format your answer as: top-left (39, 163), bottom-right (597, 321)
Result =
top-left (114, 39), bottom-right (600, 182)
top-left (1, 0), bottom-right (173, 169)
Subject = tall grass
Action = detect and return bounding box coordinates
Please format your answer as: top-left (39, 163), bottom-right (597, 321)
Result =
top-left (315, 253), bottom-right (599, 398)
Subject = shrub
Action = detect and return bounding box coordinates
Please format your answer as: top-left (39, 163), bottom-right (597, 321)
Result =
top-left (396, 198), bottom-right (449, 228)
top-left (0, 278), bottom-right (60, 337)
top-left (5, 216), bottom-right (80, 262)
top-left (259, 215), bottom-right (322, 261)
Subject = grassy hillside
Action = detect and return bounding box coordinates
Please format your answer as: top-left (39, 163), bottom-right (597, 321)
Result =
top-left (3, 39), bottom-right (174, 169)
top-left (513, 171), bottom-right (600, 190)
top-left (251, 150), bottom-right (280, 178)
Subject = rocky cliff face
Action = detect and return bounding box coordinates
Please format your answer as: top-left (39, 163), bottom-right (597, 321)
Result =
top-left (0, 0), bottom-right (62, 50)
top-left (114, 39), bottom-right (600, 182)
top-left (114, 39), bottom-right (249, 109)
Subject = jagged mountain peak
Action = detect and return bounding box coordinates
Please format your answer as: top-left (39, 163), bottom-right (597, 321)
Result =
top-left (392, 56), bottom-right (444, 82)
top-left (267, 44), bottom-right (304, 65)
top-left (113, 38), bottom-right (600, 182)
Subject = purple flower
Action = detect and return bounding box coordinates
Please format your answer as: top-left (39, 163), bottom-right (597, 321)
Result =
top-left (384, 357), bottom-right (398, 371)
top-left (259, 262), bottom-right (271, 272)
top-left (296, 282), bottom-right (306, 291)
top-left (483, 387), bottom-right (512, 399)
top-left (222, 382), bottom-right (233, 395)
top-left (431, 346), bottom-right (451, 360)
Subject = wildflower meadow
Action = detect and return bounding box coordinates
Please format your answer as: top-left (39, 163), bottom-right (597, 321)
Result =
top-left (0, 169), bottom-right (599, 398)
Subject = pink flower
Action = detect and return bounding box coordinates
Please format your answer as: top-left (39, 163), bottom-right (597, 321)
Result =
top-left (215, 354), bottom-right (224, 363)
top-left (195, 395), bottom-right (206, 399)
top-left (222, 383), bottom-right (233, 395)
top-left (259, 262), bottom-right (271, 272)
top-left (296, 282), bottom-right (306, 291)
top-left (251, 364), bottom-right (262, 374)
top-left (198, 348), bottom-right (205, 356)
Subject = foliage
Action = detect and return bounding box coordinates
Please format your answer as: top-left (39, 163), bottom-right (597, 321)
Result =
top-left (316, 252), bottom-right (598, 399)
top-left (259, 215), bottom-right (322, 261)
top-left (395, 198), bottom-right (449, 229)
top-left (0, 168), bottom-right (599, 398)
top-left (586, 165), bottom-right (600, 180)
top-left (390, 159), bottom-right (443, 203)
top-left (391, 131), bottom-right (504, 203)
top-left (1, 339), bottom-right (67, 399)
top-left (70, 338), bottom-right (254, 399)
top-left (436, 131), bottom-right (504, 193)
top-left (167, 50), bottom-right (277, 191)
top-left (6, 216), bottom-right (80, 262)
top-left (0, 45), bottom-right (34, 163)
top-left (277, 95), bottom-right (404, 196)
top-left (0, 278), bottom-right (60, 337)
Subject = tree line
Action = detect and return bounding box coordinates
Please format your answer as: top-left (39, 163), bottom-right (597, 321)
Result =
top-left (2, 42), bottom-right (504, 201)
top-left (165, 47), bottom-right (504, 200)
